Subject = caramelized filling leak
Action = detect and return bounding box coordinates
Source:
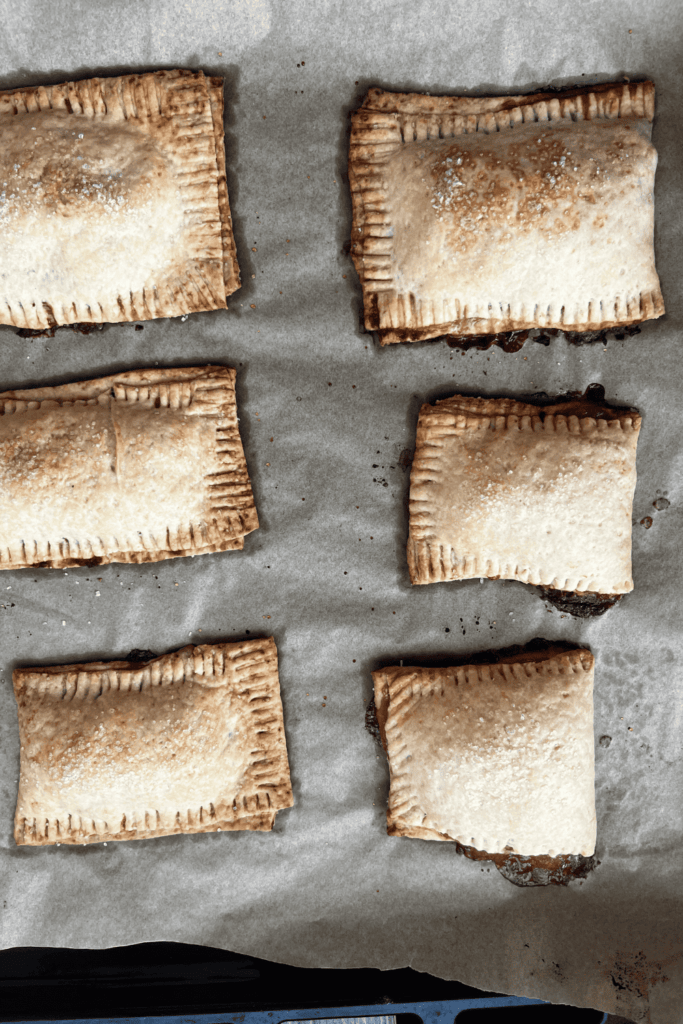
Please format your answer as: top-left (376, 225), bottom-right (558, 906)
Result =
top-left (16, 322), bottom-right (103, 339)
top-left (438, 323), bottom-right (643, 351)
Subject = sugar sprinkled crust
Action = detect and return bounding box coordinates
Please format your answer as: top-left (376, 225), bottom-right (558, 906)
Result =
top-left (14, 638), bottom-right (292, 846)
top-left (408, 393), bottom-right (640, 594)
top-left (372, 648), bottom-right (596, 856)
top-left (349, 80), bottom-right (664, 344)
top-left (0, 365), bottom-right (258, 569)
top-left (0, 70), bottom-right (240, 329)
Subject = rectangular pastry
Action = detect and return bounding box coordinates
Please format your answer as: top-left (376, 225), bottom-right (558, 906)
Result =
top-left (349, 81), bottom-right (664, 344)
top-left (14, 638), bottom-right (292, 845)
top-left (372, 647), bottom-right (596, 857)
top-left (0, 365), bottom-right (258, 569)
top-left (408, 392), bottom-right (640, 598)
top-left (0, 70), bottom-right (239, 330)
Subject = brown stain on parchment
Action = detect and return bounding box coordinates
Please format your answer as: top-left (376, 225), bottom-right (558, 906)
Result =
top-left (600, 949), bottom-right (683, 1022)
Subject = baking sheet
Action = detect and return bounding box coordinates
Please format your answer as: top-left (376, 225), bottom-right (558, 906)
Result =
top-left (0, 1), bottom-right (682, 1021)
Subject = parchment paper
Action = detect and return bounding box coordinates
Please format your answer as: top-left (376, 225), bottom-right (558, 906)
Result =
top-left (0, 1), bottom-right (681, 1021)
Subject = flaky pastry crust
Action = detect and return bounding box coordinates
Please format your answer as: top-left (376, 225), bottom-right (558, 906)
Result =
top-left (349, 80), bottom-right (664, 344)
top-left (0, 365), bottom-right (258, 569)
top-left (0, 70), bottom-right (240, 329)
top-left (372, 648), bottom-right (596, 856)
top-left (14, 638), bottom-right (292, 846)
top-left (408, 392), bottom-right (640, 594)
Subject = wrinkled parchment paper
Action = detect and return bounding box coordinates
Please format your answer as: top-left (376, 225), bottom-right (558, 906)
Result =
top-left (0, 1), bottom-right (681, 1021)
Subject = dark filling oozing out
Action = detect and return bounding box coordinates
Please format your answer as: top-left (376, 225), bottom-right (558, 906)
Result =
top-left (439, 323), bottom-right (643, 352)
top-left (16, 323), bottom-right (104, 338)
top-left (538, 588), bottom-right (621, 617)
top-left (375, 323), bottom-right (643, 349)
top-left (125, 649), bottom-right (158, 663)
top-left (368, 639), bottom-right (598, 888)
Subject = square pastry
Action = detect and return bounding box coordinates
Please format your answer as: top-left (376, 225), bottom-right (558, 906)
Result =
top-left (408, 393), bottom-right (640, 596)
top-left (349, 81), bottom-right (664, 344)
top-left (0, 70), bottom-right (239, 330)
top-left (372, 647), bottom-right (596, 856)
top-left (0, 365), bottom-right (258, 569)
top-left (14, 638), bottom-right (292, 845)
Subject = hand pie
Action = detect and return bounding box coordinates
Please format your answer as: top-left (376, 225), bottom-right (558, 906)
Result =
top-left (14, 638), bottom-right (292, 846)
top-left (349, 80), bottom-right (664, 345)
top-left (408, 392), bottom-right (640, 599)
top-left (0, 70), bottom-right (239, 330)
top-left (0, 365), bottom-right (257, 569)
top-left (372, 647), bottom-right (596, 857)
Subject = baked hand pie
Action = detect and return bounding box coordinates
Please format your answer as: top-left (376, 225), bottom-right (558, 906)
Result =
top-left (0, 365), bottom-right (257, 569)
top-left (408, 392), bottom-right (640, 600)
top-left (0, 70), bottom-right (239, 330)
top-left (349, 80), bottom-right (664, 345)
top-left (14, 638), bottom-right (292, 846)
top-left (372, 646), bottom-right (596, 857)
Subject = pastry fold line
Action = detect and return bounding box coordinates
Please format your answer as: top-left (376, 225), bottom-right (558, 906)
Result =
top-left (14, 638), bottom-right (292, 846)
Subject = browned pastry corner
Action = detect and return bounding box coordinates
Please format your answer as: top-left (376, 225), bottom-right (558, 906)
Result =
top-left (14, 638), bottom-right (293, 846)
top-left (0, 70), bottom-right (240, 329)
top-left (0, 365), bottom-right (258, 569)
top-left (349, 80), bottom-right (663, 345)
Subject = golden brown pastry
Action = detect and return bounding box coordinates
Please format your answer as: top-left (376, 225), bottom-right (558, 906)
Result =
top-left (372, 647), bottom-right (596, 857)
top-left (349, 81), bottom-right (663, 344)
top-left (0, 365), bottom-right (257, 569)
top-left (14, 638), bottom-right (292, 846)
top-left (408, 392), bottom-right (640, 596)
top-left (0, 70), bottom-right (239, 329)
